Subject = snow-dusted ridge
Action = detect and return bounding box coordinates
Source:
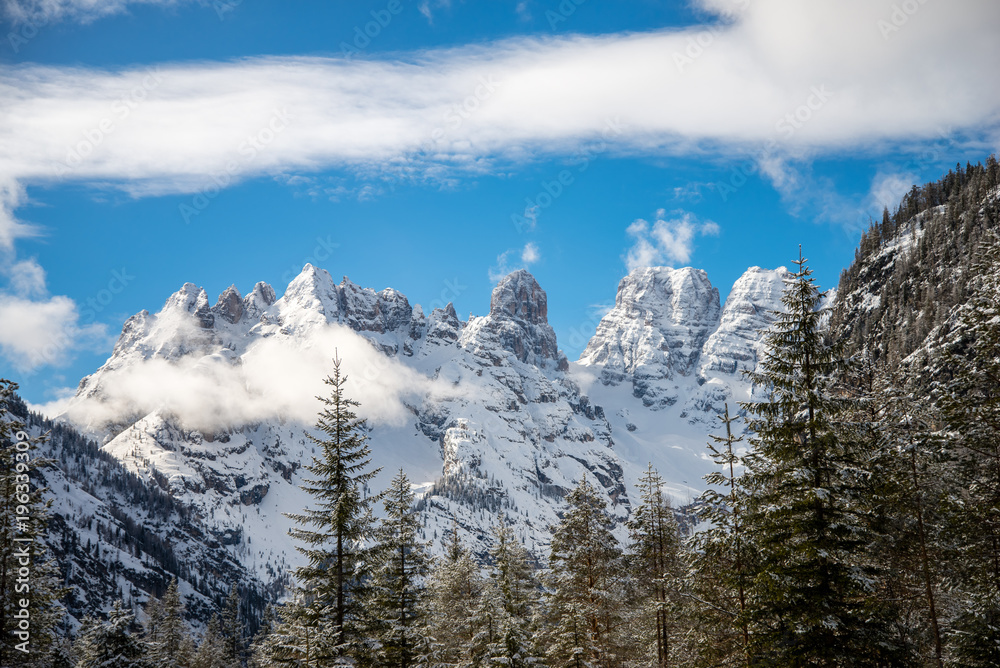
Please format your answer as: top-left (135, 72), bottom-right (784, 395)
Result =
top-left (60, 262), bottom-right (791, 589)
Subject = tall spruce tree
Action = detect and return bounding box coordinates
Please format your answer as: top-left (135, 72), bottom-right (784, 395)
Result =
top-left (145, 578), bottom-right (195, 667)
top-left (740, 249), bottom-right (904, 665)
top-left (423, 526), bottom-right (482, 668)
top-left (282, 353), bottom-right (382, 664)
top-left (470, 519), bottom-right (537, 668)
top-left (220, 584), bottom-right (245, 667)
top-left (366, 469), bottom-right (431, 668)
top-left (0, 379), bottom-right (66, 667)
top-left (194, 616), bottom-right (237, 668)
top-left (873, 374), bottom-right (949, 667)
top-left (626, 464), bottom-right (683, 668)
top-left (689, 404), bottom-right (753, 667)
top-left (75, 601), bottom-right (149, 668)
top-left (543, 477), bottom-right (627, 668)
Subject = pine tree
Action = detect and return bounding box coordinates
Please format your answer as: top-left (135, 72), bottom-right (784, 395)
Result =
top-left (249, 605), bottom-right (281, 668)
top-left (367, 469), bottom-right (431, 668)
top-left (688, 404), bottom-right (754, 667)
top-left (145, 578), bottom-right (195, 667)
top-left (253, 594), bottom-right (330, 667)
top-left (194, 616), bottom-right (237, 668)
top-left (220, 584), bottom-right (245, 666)
top-left (740, 249), bottom-right (904, 665)
top-left (423, 525), bottom-right (482, 668)
top-left (0, 379), bottom-right (66, 666)
top-left (75, 600), bottom-right (149, 668)
top-left (470, 520), bottom-right (538, 668)
top-left (933, 235), bottom-right (1000, 665)
top-left (283, 353), bottom-right (382, 664)
top-left (626, 464), bottom-right (683, 668)
top-left (543, 477), bottom-right (627, 668)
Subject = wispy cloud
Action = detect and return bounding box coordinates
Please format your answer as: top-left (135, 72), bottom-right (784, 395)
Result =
top-left (869, 171), bottom-right (919, 212)
top-left (2, 0), bottom-right (181, 24)
top-left (490, 242), bottom-right (541, 282)
top-left (625, 209), bottom-right (719, 271)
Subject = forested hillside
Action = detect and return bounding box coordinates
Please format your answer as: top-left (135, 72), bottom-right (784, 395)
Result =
top-left (832, 156), bottom-right (1000, 362)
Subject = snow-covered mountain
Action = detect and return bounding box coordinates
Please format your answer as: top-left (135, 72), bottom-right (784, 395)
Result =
top-left (58, 262), bottom-right (792, 601)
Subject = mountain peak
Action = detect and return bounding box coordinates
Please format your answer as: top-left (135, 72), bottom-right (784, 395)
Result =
top-left (214, 285), bottom-right (244, 324)
top-left (579, 265), bottom-right (721, 406)
top-left (490, 269), bottom-right (547, 324)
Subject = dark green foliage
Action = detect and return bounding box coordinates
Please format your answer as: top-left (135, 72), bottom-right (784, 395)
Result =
top-left (282, 354), bottom-right (382, 664)
top-left (931, 235), bottom-right (1000, 665)
top-left (741, 250), bottom-right (905, 666)
top-left (543, 477), bottom-right (627, 668)
top-left (627, 464), bottom-right (684, 668)
top-left (832, 155), bottom-right (1000, 365)
top-left (75, 601), bottom-right (150, 668)
top-left (688, 405), bottom-right (753, 667)
top-left (366, 469), bottom-right (431, 668)
top-left (468, 519), bottom-right (538, 668)
top-left (423, 526), bottom-right (483, 668)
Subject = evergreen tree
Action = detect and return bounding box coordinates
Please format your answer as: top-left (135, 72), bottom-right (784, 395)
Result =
top-left (0, 378), bottom-right (66, 666)
top-left (366, 469), bottom-right (431, 668)
top-left (249, 605), bottom-right (281, 668)
top-left (470, 520), bottom-right (537, 668)
top-left (282, 354), bottom-right (382, 664)
top-left (195, 616), bottom-right (238, 668)
top-left (423, 526), bottom-right (482, 668)
top-left (253, 593), bottom-right (330, 667)
top-left (543, 477), bottom-right (627, 668)
top-left (626, 464), bottom-right (683, 668)
top-left (872, 374), bottom-right (950, 667)
top-left (688, 404), bottom-right (754, 667)
top-left (220, 584), bottom-right (246, 667)
top-left (740, 249), bottom-right (904, 665)
top-left (75, 600), bottom-right (149, 668)
top-left (145, 578), bottom-right (195, 667)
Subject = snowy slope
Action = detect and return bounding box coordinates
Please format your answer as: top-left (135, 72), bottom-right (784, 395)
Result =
top-left (4, 396), bottom-right (264, 632)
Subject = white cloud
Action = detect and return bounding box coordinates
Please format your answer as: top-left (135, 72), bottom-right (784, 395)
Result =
top-left (0, 294), bottom-right (108, 371)
top-left (869, 171), bottom-right (918, 212)
top-left (0, 0), bottom-right (996, 209)
top-left (625, 210), bottom-right (719, 271)
top-left (0, 0), bottom-right (997, 322)
top-left (25, 386), bottom-right (76, 419)
top-left (521, 241), bottom-right (540, 264)
top-left (62, 323), bottom-right (453, 431)
top-left (418, 0), bottom-right (450, 23)
top-left (490, 242), bottom-right (541, 282)
top-left (5, 257), bottom-right (47, 297)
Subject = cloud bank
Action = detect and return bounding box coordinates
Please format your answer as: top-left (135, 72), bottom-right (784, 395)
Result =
top-left (64, 322), bottom-right (452, 433)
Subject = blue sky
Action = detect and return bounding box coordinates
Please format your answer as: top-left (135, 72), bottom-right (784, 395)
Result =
top-left (1, 0), bottom-right (998, 409)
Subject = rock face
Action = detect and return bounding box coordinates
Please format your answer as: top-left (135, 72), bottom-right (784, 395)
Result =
top-left (579, 265), bottom-right (788, 416)
top-left (462, 270), bottom-right (564, 369)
